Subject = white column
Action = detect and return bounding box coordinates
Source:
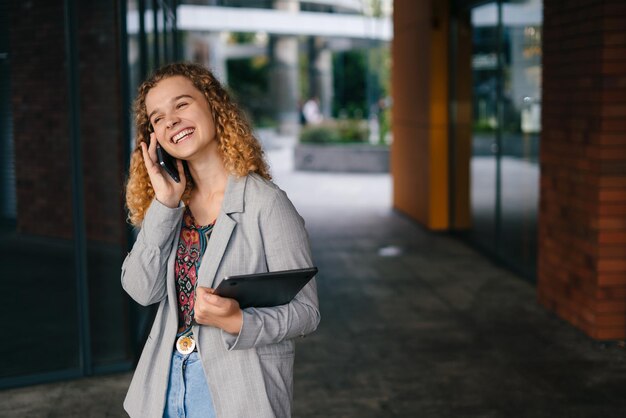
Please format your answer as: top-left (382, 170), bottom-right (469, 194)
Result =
top-left (206, 32), bottom-right (228, 85)
top-left (183, 33), bottom-right (228, 85)
top-left (270, 0), bottom-right (300, 136)
top-left (309, 36), bottom-right (333, 119)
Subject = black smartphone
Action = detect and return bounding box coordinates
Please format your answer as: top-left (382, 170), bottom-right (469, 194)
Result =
top-left (156, 143), bottom-right (180, 183)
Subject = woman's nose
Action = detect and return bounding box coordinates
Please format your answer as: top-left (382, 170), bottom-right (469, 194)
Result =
top-left (166, 115), bottom-right (180, 129)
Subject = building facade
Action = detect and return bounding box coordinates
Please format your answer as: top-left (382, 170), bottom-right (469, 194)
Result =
top-left (0, 0), bottom-right (179, 389)
top-left (392, 0), bottom-right (626, 340)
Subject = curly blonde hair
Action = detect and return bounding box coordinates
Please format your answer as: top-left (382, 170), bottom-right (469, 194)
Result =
top-left (125, 62), bottom-right (271, 227)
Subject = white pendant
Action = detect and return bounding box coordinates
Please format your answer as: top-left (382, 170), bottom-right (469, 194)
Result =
top-left (176, 335), bottom-right (196, 355)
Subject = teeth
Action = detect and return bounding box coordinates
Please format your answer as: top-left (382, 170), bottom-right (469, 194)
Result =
top-left (173, 128), bottom-right (194, 143)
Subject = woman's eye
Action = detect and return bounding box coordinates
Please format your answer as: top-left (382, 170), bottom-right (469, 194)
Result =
top-left (153, 117), bottom-right (162, 125)
top-left (176, 102), bottom-right (188, 109)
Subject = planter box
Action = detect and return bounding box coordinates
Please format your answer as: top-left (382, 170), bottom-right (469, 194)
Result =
top-left (294, 143), bottom-right (390, 173)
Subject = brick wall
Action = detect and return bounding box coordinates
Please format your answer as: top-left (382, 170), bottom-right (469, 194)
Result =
top-left (538, 0), bottom-right (626, 340)
top-left (9, 0), bottom-right (125, 245)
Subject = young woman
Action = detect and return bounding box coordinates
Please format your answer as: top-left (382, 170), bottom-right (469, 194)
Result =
top-left (122, 62), bottom-right (320, 418)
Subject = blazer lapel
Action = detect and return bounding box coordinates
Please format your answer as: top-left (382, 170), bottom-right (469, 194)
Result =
top-left (167, 216), bottom-right (184, 318)
top-left (197, 175), bottom-right (247, 288)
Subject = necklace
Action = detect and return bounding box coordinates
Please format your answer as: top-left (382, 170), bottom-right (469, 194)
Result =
top-left (176, 330), bottom-right (196, 355)
top-left (174, 208), bottom-right (214, 354)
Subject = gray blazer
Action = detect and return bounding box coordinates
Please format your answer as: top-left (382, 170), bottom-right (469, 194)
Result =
top-left (121, 173), bottom-right (320, 418)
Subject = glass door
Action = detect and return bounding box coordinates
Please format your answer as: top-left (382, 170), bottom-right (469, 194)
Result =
top-left (499, 0), bottom-right (542, 278)
top-left (470, 2), bottom-right (500, 253)
top-left (467, 0), bottom-right (542, 280)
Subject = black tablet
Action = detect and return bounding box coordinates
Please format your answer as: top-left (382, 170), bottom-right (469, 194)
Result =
top-left (214, 267), bottom-right (318, 309)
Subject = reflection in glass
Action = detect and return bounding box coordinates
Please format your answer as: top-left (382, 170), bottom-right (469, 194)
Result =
top-left (469, 0), bottom-right (542, 280)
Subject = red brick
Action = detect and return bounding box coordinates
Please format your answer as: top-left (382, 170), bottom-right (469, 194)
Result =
top-left (598, 203), bottom-right (626, 216)
top-left (597, 260), bottom-right (626, 273)
top-left (601, 47), bottom-right (626, 61)
top-left (603, 61), bottom-right (626, 74)
top-left (601, 105), bottom-right (626, 118)
top-left (598, 246), bottom-right (626, 258)
top-left (595, 217), bottom-right (626, 229)
top-left (600, 118), bottom-right (626, 131)
top-left (598, 189), bottom-right (626, 202)
top-left (598, 273), bottom-right (626, 286)
top-left (600, 90), bottom-right (626, 102)
top-left (590, 327), bottom-right (626, 340)
top-left (585, 311), bottom-right (626, 327)
top-left (591, 132), bottom-right (626, 145)
top-left (598, 176), bottom-right (626, 187)
top-left (595, 286), bottom-right (626, 299)
top-left (603, 17), bottom-right (626, 32)
top-left (602, 2), bottom-right (626, 16)
top-left (598, 231), bottom-right (626, 244)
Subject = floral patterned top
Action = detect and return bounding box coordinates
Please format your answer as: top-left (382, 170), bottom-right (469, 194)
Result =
top-left (174, 207), bottom-right (215, 336)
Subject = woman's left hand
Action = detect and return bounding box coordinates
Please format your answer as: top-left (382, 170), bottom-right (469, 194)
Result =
top-left (194, 287), bottom-right (243, 335)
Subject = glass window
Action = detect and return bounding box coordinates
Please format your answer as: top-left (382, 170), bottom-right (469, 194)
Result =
top-left (0, 0), bottom-right (180, 388)
top-left (0, 2), bottom-right (81, 381)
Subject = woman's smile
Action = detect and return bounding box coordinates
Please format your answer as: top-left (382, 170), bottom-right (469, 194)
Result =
top-left (171, 127), bottom-right (195, 144)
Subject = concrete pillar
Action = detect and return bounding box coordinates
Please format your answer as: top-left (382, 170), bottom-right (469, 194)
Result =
top-left (270, 0), bottom-right (300, 136)
top-left (308, 37), bottom-right (333, 119)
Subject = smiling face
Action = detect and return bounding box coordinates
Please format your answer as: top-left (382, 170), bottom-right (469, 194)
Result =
top-left (145, 75), bottom-right (218, 162)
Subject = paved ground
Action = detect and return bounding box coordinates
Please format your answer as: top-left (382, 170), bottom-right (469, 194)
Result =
top-left (1, 146), bottom-right (625, 417)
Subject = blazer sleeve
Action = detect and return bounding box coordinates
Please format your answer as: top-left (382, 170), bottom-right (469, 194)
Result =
top-left (121, 199), bottom-right (185, 306)
top-left (221, 189), bottom-right (321, 350)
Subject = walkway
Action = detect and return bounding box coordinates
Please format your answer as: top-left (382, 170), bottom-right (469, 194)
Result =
top-left (1, 147), bottom-right (625, 417)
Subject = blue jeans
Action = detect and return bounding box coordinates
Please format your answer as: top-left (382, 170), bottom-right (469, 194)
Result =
top-left (164, 350), bottom-right (216, 418)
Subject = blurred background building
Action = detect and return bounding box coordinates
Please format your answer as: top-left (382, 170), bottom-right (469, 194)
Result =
top-left (392, 0), bottom-right (626, 343)
top-left (0, 0), bottom-right (624, 391)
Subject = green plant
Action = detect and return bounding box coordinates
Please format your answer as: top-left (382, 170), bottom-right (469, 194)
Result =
top-left (379, 107), bottom-right (391, 144)
top-left (336, 119), bottom-right (369, 142)
top-left (299, 120), bottom-right (369, 144)
top-left (473, 119), bottom-right (496, 133)
top-left (299, 123), bottom-right (341, 144)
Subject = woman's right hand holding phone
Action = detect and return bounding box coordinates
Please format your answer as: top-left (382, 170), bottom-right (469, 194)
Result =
top-left (141, 133), bottom-right (187, 208)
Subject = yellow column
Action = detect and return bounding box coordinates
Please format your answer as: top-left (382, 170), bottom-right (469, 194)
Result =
top-left (391, 0), bottom-right (452, 230)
